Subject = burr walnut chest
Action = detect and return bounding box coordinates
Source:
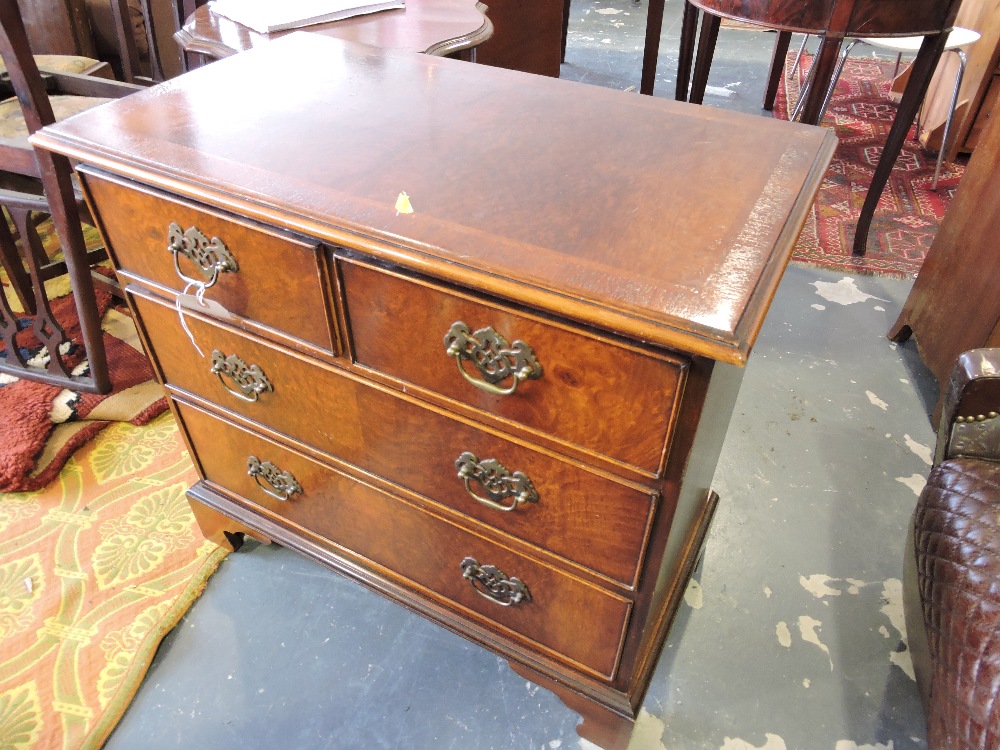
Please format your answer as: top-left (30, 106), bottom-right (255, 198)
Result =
top-left (34, 34), bottom-right (835, 749)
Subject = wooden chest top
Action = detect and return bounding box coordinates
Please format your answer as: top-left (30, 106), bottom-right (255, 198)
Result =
top-left (34, 33), bottom-right (835, 363)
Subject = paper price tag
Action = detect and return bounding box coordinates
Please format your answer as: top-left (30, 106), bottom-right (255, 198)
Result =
top-left (176, 293), bottom-right (233, 321)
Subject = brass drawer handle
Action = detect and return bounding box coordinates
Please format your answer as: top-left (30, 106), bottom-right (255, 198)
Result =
top-left (455, 451), bottom-right (539, 512)
top-left (167, 222), bottom-right (239, 289)
top-left (246, 455), bottom-right (302, 501)
top-left (211, 350), bottom-right (273, 402)
top-left (443, 322), bottom-right (542, 396)
top-left (460, 557), bottom-right (531, 606)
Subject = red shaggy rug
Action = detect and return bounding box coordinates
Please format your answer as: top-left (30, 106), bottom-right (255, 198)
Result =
top-left (776, 51), bottom-right (966, 278)
top-left (0, 282), bottom-right (168, 492)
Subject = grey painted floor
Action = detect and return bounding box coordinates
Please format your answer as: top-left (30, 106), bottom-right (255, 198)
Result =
top-left (106, 5), bottom-right (939, 749)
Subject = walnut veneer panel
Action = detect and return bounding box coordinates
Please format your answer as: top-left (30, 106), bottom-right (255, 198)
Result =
top-left (342, 259), bottom-right (683, 474)
top-left (176, 399), bottom-right (632, 679)
top-left (81, 172), bottom-right (336, 352)
top-left (130, 289), bottom-right (656, 587)
top-left (41, 33), bottom-right (835, 364)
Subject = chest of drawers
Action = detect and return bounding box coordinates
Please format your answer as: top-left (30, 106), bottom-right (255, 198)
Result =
top-left (35, 34), bottom-right (835, 749)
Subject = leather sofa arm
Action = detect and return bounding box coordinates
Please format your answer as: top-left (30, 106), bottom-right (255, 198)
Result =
top-left (935, 348), bottom-right (1000, 464)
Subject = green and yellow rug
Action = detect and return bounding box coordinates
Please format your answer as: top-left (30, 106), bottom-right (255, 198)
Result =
top-left (0, 411), bottom-right (226, 749)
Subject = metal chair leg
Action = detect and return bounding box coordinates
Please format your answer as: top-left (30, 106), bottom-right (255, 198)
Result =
top-left (791, 33), bottom-right (810, 76)
top-left (817, 38), bottom-right (862, 121)
top-left (932, 48), bottom-right (967, 191)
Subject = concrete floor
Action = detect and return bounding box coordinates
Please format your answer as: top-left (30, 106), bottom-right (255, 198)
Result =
top-left (106, 4), bottom-right (938, 749)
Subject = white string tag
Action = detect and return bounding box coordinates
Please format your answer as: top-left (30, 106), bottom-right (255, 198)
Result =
top-left (175, 282), bottom-right (232, 357)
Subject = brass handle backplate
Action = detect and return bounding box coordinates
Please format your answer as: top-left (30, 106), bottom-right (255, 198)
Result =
top-left (443, 322), bottom-right (542, 396)
top-left (455, 451), bottom-right (539, 512)
top-left (246, 455), bottom-right (301, 501)
top-left (167, 222), bottom-right (239, 289)
top-left (460, 557), bottom-right (531, 606)
top-left (211, 349), bottom-right (273, 402)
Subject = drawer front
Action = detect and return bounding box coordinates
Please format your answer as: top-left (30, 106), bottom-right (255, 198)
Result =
top-left (132, 290), bottom-right (655, 587)
top-left (340, 259), bottom-right (685, 473)
top-left (80, 170), bottom-right (335, 351)
top-left (176, 400), bottom-right (631, 679)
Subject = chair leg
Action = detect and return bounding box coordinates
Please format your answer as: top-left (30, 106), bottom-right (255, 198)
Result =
top-left (671, 0), bottom-right (698, 101)
top-left (640, 0), bottom-right (667, 95)
top-left (0, 210), bottom-right (34, 314)
top-left (796, 35), bottom-right (843, 125)
top-left (932, 48), bottom-right (967, 191)
top-left (688, 12), bottom-right (720, 105)
top-left (853, 31), bottom-right (949, 256)
top-left (763, 31), bottom-right (792, 111)
top-left (37, 150), bottom-right (111, 392)
top-left (791, 33), bottom-right (810, 76)
top-left (816, 38), bottom-right (862, 122)
top-left (561, 0), bottom-right (571, 63)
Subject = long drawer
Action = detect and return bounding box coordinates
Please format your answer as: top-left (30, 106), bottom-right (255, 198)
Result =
top-left (175, 399), bottom-right (632, 679)
top-left (340, 259), bottom-right (686, 474)
top-left (131, 289), bottom-right (656, 587)
top-left (81, 170), bottom-right (336, 352)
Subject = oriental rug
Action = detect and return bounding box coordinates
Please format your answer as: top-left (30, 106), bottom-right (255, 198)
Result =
top-left (0, 411), bottom-right (226, 749)
top-left (1, 224), bottom-right (168, 492)
top-left (776, 52), bottom-right (966, 278)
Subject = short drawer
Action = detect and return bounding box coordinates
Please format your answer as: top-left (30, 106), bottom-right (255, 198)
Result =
top-left (80, 168), bottom-right (335, 351)
top-left (340, 259), bottom-right (686, 474)
top-left (132, 289), bottom-right (656, 587)
top-left (176, 400), bottom-right (631, 679)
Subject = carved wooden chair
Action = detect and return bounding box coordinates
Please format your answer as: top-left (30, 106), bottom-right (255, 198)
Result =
top-left (643, 0), bottom-right (963, 256)
top-left (0, 0), bottom-right (141, 393)
top-left (106, 0), bottom-right (184, 83)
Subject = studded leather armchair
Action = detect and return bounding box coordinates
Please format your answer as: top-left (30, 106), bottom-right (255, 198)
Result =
top-left (904, 348), bottom-right (1000, 749)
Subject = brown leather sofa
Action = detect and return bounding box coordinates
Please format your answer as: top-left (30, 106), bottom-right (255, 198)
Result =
top-left (904, 348), bottom-right (1000, 749)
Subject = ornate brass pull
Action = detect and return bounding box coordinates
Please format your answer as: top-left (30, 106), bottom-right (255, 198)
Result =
top-left (167, 222), bottom-right (238, 289)
top-left (460, 557), bottom-right (531, 606)
top-left (210, 350), bottom-right (273, 402)
top-left (246, 455), bottom-right (302, 501)
top-left (443, 322), bottom-right (542, 396)
top-left (455, 452), bottom-right (539, 512)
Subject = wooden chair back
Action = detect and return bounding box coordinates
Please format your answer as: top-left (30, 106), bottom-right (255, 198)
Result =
top-left (0, 0), bottom-right (140, 393)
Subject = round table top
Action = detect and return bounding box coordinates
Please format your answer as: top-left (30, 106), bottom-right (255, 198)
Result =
top-left (175, 0), bottom-right (492, 60)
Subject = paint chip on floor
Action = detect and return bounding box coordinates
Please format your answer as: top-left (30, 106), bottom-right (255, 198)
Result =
top-left (834, 741), bottom-right (894, 750)
top-left (798, 616), bottom-right (833, 670)
top-left (866, 391), bottom-right (889, 410)
top-left (803, 678), bottom-right (810, 688)
top-left (684, 579), bottom-right (704, 609)
top-left (800, 574), bottom-right (842, 599)
top-left (903, 434), bottom-right (932, 465)
top-left (776, 621), bottom-right (792, 648)
top-left (594, 7), bottom-right (622, 12)
top-left (811, 303), bottom-right (826, 310)
top-left (721, 733), bottom-right (788, 750)
top-left (895, 474), bottom-right (926, 496)
top-left (811, 277), bottom-right (888, 306)
top-left (881, 578), bottom-right (915, 681)
top-left (622, 709), bottom-right (668, 750)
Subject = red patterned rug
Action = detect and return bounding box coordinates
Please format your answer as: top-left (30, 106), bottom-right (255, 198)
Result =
top-left (1, 232), bottom-right (168, 492)
top-left (776, 52), bottom-right (966, 278)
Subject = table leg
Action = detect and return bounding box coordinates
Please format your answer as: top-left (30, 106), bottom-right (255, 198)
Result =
top-left (763, 31), bottom-right (791, 111)
top-left (688, 12), bottom-right (720, 105)
top-left (672, 0), bottom-right (698, 101)
top-left (640, 0), bottom-right (666, 95)
top-left (796, 34), bottom-right (841, 125)
top-left (853, 31), bottom-right (949, 256)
